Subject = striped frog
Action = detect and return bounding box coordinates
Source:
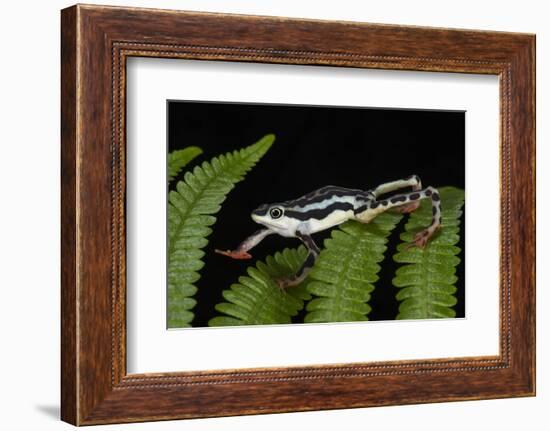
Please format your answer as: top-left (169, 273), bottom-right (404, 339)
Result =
top-left (216, 175), bottom-right (441, 289)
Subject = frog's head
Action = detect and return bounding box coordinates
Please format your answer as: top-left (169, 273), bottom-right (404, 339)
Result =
top-left (251, 203), bottom-right (296, 236)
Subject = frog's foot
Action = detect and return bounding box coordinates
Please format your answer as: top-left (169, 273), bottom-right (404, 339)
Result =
top-left (214, 249), bottom-right (253, 260)
top-left (406, 225), bottom-right (441, 249)
top-left (393, 201), bottom-right (420, 214)
top-left (274, 276), bottom-right (299, 291)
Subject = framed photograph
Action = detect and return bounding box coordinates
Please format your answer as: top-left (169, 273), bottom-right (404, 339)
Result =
top-left (61, 4), bottom-right (535, 425)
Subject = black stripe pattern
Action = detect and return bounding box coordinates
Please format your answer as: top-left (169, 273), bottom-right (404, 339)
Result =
top-left (282, 185), bottom-right (366, 208)
top-left (252, 185), bottom-right (373, 221)
top-left (285, 201), bottom-right (357, 221)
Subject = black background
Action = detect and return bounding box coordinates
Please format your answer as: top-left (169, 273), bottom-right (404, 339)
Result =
top-left (168, 101), bottom-right (465, 327)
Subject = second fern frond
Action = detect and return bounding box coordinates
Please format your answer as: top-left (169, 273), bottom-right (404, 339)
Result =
top-left (209, 247), bottom-right (312, 327)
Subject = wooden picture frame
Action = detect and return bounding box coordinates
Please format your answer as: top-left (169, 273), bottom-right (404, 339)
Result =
top-left (61, 4), bottom-right (535, 425)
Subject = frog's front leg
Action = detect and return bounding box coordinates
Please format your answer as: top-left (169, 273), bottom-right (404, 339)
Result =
top-left (215, 228), bottom-right (273, 260)
top-left (275, 231), bottom-right (320, 290)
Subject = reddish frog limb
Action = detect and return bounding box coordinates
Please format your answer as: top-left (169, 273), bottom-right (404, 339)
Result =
top-left (215, 228), bottom-right (273, 260)
top-left (214, 249), bottom-right (253, 259)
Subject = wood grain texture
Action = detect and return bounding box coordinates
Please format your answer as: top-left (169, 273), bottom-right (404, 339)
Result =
top-left (60, 4), bottom-right (535, 425)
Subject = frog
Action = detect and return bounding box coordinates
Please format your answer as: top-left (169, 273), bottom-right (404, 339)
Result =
top-left (215, 175), bottom-right (441, 289)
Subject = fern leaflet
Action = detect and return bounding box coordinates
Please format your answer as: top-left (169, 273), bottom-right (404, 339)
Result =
top-left (167, 134), bottom-right (275, 328)
top-left (392, 186), bottom-right (465, 319)
top-left (168, 146), bottom-right (203, 182)
top-left (304, 212), bottom-right (403, 323)
top-left (209, 247), bottom-right (312, 327)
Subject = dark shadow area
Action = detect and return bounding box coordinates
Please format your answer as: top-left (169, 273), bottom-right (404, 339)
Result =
top-left (35, 404), bottom-right (59, 420)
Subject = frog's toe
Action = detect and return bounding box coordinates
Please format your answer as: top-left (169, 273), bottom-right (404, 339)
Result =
top-left (408, 225), bottom-right (441, 249)
top-left (394, 201), bottom-right (420, 214)
top-left (274, 277), bottom-right (296, 291)
top-left (406, 230), bottom-right (431, 249)
top-left (275, 277), bottom-right (289, 291)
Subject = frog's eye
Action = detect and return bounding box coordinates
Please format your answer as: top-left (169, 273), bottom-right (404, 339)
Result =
top-left (269, 207), bottom-right (284, 219)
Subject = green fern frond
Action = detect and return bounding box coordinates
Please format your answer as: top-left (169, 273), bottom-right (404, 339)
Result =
top-left (304, 212), bottom-right (403, 323)
top-left (392, 186), bottom-right (465, 319)
top-left (209, 247), bottom-right (312, 327)
top-left (167, 134), bottom-right (275, 328)
top-left (168, 146), bottom-right (203, 182)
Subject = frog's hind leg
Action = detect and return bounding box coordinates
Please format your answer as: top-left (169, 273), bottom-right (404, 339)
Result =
top-left (391, 186), bottom-right (441, 248)
top-left (371, 175), bottom-right (422, 197)
top-left (275, 232), bottom-right (320, 290)
top-left (409, 187), bottom-right (441, 248)
top-left (370, 175), bottom-right (423, 214)
top-left (358, 186), bottom-right (442, 248)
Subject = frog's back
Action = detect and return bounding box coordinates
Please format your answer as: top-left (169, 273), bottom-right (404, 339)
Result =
top-left (279, 185), bottom-right (374, 236)
top-left (284, 185), bottom-right (368, 210)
